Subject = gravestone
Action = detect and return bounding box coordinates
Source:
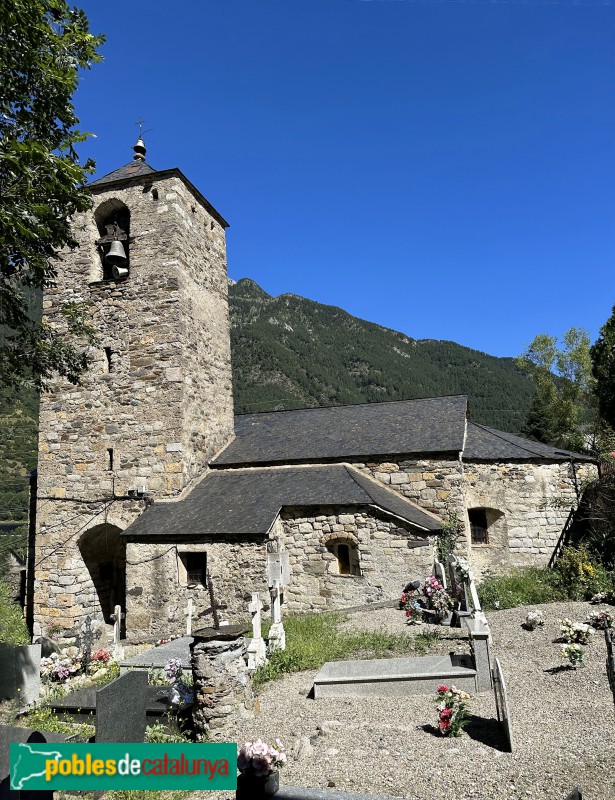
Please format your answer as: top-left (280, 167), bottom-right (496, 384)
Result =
top-left (267, 549), bottom-right (290, 589)
top-left (110, 605), bottom-right (124, 660)
top-left (492, 657), bottom-right (513, 752)
top-left (268, 579), bottom-right (286, 653)
top-left (96, 670), bottom-right (147, 743)
top-left (0, 644), bottom-right (41, 707)
top-left (1, 727), bottom-right (64, 800)
top-left (246, 593), bottom-right (267, 670)
top-left (185, 598), bottom-right (193, 636)
top-left (432, 559), bottom-right (447, 590)
top-left (606, 629), bottom-right (615, 705)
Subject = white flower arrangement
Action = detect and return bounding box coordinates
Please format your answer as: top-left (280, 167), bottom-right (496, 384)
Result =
top-left (454, 558), bottom-right (472, 582)
top-left (524, 610), bottom-right (545, 630)
top-left (560, 619), bottom-right (595, 645)
top-left (237, 739), bottom-right (287, 776)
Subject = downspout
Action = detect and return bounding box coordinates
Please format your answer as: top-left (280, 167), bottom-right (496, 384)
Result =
top-left (25, 469), bottom-right (37, 638)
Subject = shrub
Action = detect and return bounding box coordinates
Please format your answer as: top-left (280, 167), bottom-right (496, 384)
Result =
top-left (555, 546), bottom-right (615, 600)
top-left (0, 580), bottom-right (29, 645)
top-left (478, 567), bottom-right (566, 610)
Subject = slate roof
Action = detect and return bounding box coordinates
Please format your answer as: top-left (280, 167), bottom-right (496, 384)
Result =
top-left (122, 464), bottom-right (443, 539)
top-left (89, 160), bottom-right (157, 187)
top-left (463, 422), bottom-right (594, 462)
top-left (212, 396), bottom-right (468, 467)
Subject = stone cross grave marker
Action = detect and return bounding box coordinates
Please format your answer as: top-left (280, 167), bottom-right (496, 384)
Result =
top-left (492, 656), bottom-right (513, 752)
top-left (267, 549), bottom-right (290, 589)
top-left (96, 670), bottom-right (147, 743)
top-left (268, 579), bottom-right (286, 653)
top-left (246, 593), bottom-right (267, 670)
top-left (110, 605), bottom-right (125, 660)
top-left (185, 598), bottom-right (193, 636)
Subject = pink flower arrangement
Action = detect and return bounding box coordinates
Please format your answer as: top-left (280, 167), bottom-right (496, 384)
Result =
top-left (434, 684), bottom-right (471, 736)
top-left (91, 648), bottom-right (111, 663)
top-left (237, 739), bottom-right (287, 777)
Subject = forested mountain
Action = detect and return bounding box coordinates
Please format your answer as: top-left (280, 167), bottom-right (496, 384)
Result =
top-left (229, 278), bottom-right (534, 432)
top-left (0, 277), bottom-right (535, 527)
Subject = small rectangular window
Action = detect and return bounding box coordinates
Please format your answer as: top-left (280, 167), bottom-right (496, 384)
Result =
top-left (104, 347), bottom-right (113, 373)
top-left (107, 448), bottom-right (114, 472)
top-left (180, 552), bottom-right (207, 585)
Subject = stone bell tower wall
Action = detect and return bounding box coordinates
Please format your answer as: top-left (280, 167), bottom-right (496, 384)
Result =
top-left (34, 171), bottom-right (234, 639)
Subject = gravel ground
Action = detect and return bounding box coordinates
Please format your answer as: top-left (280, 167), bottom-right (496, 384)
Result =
top-left (198, 601), bottom-right (615, 800)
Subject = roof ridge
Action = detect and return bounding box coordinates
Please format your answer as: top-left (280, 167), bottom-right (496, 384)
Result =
top-left (234, 394), bottom-right (468, 419)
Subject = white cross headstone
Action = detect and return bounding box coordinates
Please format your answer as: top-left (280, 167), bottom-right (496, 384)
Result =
top-left (185, 598), bottom-right (193, 636)
top-left (246, 593), bottom-right (267, 669)
top-left (111, 604), bottom-right (125, 660)
top-left (268, 579), bottom-right (286, 653)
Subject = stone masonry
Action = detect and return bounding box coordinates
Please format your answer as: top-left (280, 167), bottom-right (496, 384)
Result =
top-left (275, 505), bottom-right (435, 612)
top-left (34, 169), bottom-right (234, 640)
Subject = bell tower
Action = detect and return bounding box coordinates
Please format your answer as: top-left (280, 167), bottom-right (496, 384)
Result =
top-left (33, 139), bottom-right (234, 640)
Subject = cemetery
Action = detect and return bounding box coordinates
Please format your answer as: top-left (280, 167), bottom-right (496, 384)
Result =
top-left (1, 556), bottom-right (614, 800)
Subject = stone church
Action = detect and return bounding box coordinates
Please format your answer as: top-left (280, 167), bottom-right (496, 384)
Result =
top-left (33, 140), bottom-right (597, 644)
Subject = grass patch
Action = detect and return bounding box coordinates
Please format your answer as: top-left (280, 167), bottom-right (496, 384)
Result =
top-left (21, 705), bottom-right (95, 740)
top-left (0, 580), bottom-right (30, 645)
top-left (253, 611), bottom-right (440, 690)
top-left (478, 567), bottom-right (568, 610)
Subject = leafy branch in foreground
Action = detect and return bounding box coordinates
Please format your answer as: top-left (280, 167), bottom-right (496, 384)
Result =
top-left (0, 0), bottom-right (104, 389)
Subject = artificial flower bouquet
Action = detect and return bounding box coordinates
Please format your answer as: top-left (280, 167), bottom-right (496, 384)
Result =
top-left (40, 652), bottom-right (83, 682)
top-left (560, 618), bottom-right (595, 645)
top-left (237, 739), bottom-right (287, 776)
top-left (524, 610), bottom-right (545, 631)
top-left (561, 643), bottom-right (584, 668)
top-left (586, 609), bottom-right (613, 630)
top-left (434, 684), bottom-right (471, 737)
top-left (400, 590), bottom-right (424, 624)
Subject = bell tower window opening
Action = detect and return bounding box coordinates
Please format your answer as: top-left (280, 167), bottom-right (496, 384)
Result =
top-left (94, 200), bottom-right (131, 282)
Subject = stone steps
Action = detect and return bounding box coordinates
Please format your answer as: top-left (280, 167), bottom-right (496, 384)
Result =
top-left (313, 653), bottom-right (477, 698)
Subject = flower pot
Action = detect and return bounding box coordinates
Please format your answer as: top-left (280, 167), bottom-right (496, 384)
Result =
top-left (236, 769), bottom-right (280, 799)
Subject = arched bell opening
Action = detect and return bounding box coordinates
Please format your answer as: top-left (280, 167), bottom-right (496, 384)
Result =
top-left (94, 199), bottom-right (131, 281)
top-left (78, 523), bottom-right (126, 631)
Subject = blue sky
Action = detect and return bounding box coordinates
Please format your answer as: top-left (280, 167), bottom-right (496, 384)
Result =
top-left (76, 0), bottom-right (615, 358)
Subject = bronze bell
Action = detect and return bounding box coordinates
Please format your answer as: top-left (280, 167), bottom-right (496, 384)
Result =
top-left (105, 239), bottom-right (128, 266)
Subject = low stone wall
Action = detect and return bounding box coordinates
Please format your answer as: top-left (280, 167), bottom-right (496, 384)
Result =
top-left (277, 506), bottom-right (435, 612)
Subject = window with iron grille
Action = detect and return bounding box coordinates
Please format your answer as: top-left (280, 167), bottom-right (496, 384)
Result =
top-left (180, 552), bottom-right (207, 585)
top-left (469, 508), bottom-right (489, 544)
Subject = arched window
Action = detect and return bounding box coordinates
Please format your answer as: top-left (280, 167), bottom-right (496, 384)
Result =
top-left (322, 533), bottom-right (361, 576)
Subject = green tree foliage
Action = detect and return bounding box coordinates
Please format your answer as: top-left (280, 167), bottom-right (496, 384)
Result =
top-left (590, 304), bottom-right (615, 430)
top-left (517, 328), bottom-right (595, 451)
top-left (0, 0), bottom-right (103, 389)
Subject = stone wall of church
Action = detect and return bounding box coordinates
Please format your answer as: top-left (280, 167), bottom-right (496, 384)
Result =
top-left (124, 538), bottom-right (268, 642)
top-left (35, 171), bottom-right (234, 638)
top-left (462, 460), bottom-right (598, 576)
top-left (275, 506), bottom-right (435, 612)
top-left (353, 456), bottom-right (466, 523)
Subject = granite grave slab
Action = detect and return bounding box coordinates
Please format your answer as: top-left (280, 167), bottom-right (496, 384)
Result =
top-left (119, 637), bottom-right (193, 674)
top-left (313, 654), bottom-right (476, 698)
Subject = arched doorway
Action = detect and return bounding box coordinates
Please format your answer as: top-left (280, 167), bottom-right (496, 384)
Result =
top-left (78, 524), bottom-right (126, 629)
